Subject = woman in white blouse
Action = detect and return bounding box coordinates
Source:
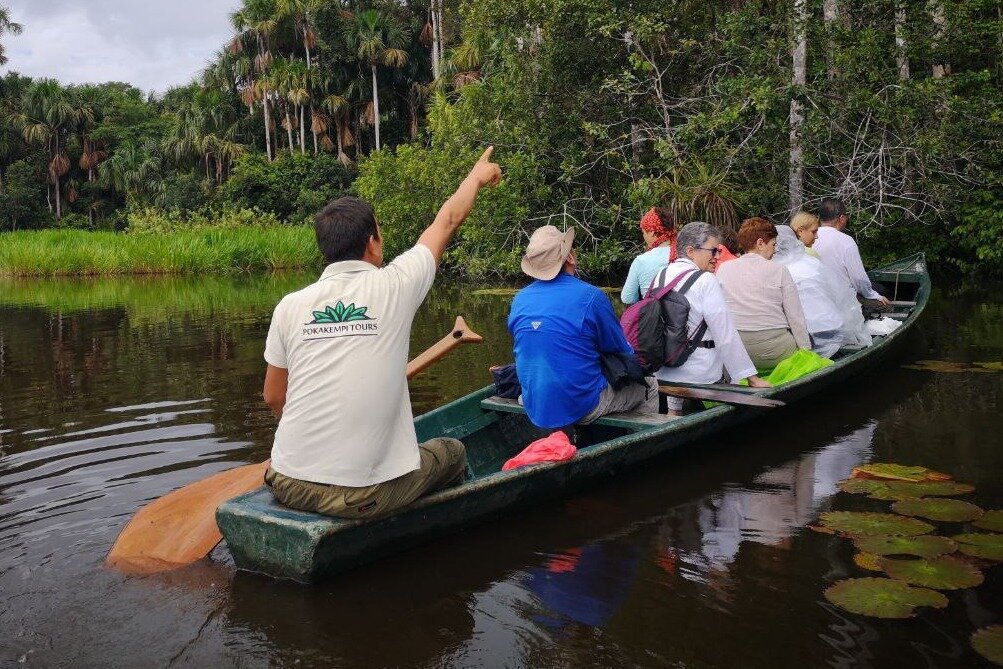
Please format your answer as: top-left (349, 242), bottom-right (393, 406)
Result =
top-left (716, 217), bottom-right (812, 371)
top-left (649, 222), bottom-right (771, 414)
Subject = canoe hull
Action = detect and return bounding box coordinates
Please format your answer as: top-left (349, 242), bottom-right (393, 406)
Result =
top-left (218, 254), bottom-right (930, 582)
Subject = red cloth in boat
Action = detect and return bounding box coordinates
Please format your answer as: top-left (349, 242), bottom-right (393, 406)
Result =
top-left (502, 431), bottom-right (577, 471)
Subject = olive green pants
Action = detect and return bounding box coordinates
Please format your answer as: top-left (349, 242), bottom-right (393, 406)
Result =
top-left (264, 437), bottom-right (467, 520)
top-left (739, 328), bottom-right (798, 372)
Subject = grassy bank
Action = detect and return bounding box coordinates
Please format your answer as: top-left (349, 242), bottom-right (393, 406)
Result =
top-left (0, 227), bottom-right (321, 276)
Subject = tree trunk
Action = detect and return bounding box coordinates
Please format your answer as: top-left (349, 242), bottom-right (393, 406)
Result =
top-left (311, 106), bottom-right (318, 154)
top-left (285, 108), bottom-right (295, 155)
top-left (789, 0), bottom-right (808, 215)
top-left (930, 2), bottom-right (950, 78)
top-left (299, 104), bottom-right (306, 154)
top-left (430, 1), bottom-right (441, 80)
top-left (263, 92), bottom-right (274, 161)
top-left (823, 0), bottom-right (840, 79)
top-left (895, 4), bottom-right (910, 81)
top-left (372, 64), bottom-right (381, 152)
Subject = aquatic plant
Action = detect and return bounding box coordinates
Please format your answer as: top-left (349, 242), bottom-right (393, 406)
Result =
top-left (952, 533), bottom-right (1003, 561)
top-left (971, 625), bottom-right (1003, 666)
top-left (902, 360), bottom-right (995, 373)
top-left (851, 463), bottom-right (951, 482)
top-left (974, 510), bottom-right (1003, 533)
top-left (853, 535), bottom-right (957, 559)
top-left (839, 479), bottom-right (890, 495)
top-left (891, 498), bottom-right (984, 523)
top-left (853, 552), bottom-right (883, 572)
top-left (823, 578), bottom-right (948, 618)
top-left (838, 479), bottom-right (975, 501)
top-left (818, 511), bottom-right (935, 537)
top-left (878, 555), bottom-right (984, 590)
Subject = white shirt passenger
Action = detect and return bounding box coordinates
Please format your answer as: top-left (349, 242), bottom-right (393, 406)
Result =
top-left (264, 245), bottom-right (436, 487)
top-left (651, 259), bottom-right (757, 385)
top-left (812, 226), bottom-right (881, 300)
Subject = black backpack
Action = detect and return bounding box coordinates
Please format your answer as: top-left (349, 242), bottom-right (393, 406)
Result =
top-left (620, 267), bottom-right (712, 373)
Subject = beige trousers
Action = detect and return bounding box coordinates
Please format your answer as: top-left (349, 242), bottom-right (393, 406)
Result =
top-left (739, 328), bottom-right (798, 372)
top-left (264, 437), bottom-right (467, 520)
top-left (579, 377), bottom-right (659, 423)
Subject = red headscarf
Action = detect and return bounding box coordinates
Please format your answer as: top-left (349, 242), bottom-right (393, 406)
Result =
top-left (640, 208), bottom-right (677, 260)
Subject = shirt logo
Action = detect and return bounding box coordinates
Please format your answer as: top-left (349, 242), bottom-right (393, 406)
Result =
top-left (308, 301), bottom-right (373, 324)
top-left (532, 321), bottom-right (542, 330)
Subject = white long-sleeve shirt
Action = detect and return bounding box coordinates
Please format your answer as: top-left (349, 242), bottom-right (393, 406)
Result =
top-left (813, 226), bottom-right (881, 300)
top-left (651, 259), bottom-right (757, 385)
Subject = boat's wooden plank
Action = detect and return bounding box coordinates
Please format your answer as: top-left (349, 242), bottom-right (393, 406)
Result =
top-left (479, 396), bottom-right (677, 428)
top-left (889, 300), bottom-right (917, 307)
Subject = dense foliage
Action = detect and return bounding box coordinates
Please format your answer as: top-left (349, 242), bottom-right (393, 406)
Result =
top-left (0, 0), bottom-right (999, 276)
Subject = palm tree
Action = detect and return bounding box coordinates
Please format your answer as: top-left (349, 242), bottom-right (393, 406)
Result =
top-left (17, 79), bottom-right (91, 220)
top-left (346, 9), bottom-right (409, 152)
top-left (0, 6), bottom-right (24, 66)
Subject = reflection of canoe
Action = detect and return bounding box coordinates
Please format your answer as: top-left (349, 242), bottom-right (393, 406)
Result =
top-left (217, 254), bottom-right (930, 582)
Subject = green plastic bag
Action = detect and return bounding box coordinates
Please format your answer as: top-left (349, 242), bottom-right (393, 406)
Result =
top-left (763, 349), bottom-right (833, 385)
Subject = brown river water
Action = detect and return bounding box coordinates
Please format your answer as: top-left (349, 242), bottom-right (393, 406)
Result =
top-left (0, 274), bottom-right (1000, 668)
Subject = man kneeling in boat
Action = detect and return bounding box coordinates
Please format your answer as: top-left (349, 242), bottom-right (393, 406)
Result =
top-left (508, 225), bottom-right (659, 431)
top-left (261, 148), bottom-right (502, 519)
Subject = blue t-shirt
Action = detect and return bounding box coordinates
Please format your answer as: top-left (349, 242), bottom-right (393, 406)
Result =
top-left (508, 273), bottom-right (633, 428)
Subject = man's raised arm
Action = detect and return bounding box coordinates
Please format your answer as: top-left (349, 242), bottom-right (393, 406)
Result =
top-left (418, 146), bottom-right (502, 265)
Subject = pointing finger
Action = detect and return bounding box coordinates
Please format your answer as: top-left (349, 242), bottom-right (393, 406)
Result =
top-left (478, 145), bottom-right (494, 163)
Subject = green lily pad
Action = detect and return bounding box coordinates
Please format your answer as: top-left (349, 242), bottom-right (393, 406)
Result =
top-left (974, 510), bottom-right (1003, 533)
top-left (952, 533), bottom-right (1003, 561)
top-left (972, 625), bottom-right (1003, 666)
top-left (853, 552), bottom-right (884, 572)
top-left (973, 361), bottom-right (1003, 372)
top-left (902, 360), bottom-right (994, 373)
top-left (819, 511), bottom-right (935, 537)
top-left (839, 479), bottom-right (891, 495)
top-left (854, 535), bottom-right (957, 559)
top-left (852, 463), bottom-right (952, 482)
top-left (869, 481), bottom-right (976, 501)
top-left (892, 498), bottom-right (984, 522)
top-left (823, 577), bottom-right (948, 618)
top-left (878, 555), bottom-right (984, 590)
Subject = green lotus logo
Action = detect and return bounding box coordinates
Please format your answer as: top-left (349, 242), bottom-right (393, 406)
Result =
top-left (309, 301), bottom-right (373, 324)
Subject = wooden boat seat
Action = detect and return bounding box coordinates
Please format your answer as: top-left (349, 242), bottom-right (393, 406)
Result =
top-left (480, 395), bottom-right (678, 430)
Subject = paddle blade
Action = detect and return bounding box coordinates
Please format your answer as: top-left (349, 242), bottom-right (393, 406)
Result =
top-left (106, 460), bottom-right (270, 574)
top-left (658, 385), bottom-right (785, 408)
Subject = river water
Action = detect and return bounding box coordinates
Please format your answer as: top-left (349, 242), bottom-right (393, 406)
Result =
top-left (0, 274), bottom-right (1000, 668)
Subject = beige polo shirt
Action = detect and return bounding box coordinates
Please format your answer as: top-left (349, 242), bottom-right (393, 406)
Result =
top-left (264, 244), bottom-right (436, 487)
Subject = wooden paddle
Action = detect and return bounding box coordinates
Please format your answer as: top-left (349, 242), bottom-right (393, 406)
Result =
top-left (107, 316), bottom-right (483, 575)
top-left (658, 384), bottom-right (785, 408)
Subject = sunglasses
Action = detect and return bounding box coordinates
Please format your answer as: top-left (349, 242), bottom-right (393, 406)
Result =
top-left (693, 246), bottom-right (722, 258)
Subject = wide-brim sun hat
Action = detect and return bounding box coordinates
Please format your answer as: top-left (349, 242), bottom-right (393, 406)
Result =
top-left (521, 225), bottom-right (576, 281)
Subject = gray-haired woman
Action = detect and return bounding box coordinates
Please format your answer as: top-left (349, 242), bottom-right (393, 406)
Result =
top-left (646, 222), bottom-right (770, 414)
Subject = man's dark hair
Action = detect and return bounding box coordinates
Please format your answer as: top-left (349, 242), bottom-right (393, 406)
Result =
top-left (818, 197), bottom-right (846, 223)
top-left (314, 196), bottom-right (379, 263)
top-left (720, 226), bottom-right (740, 254)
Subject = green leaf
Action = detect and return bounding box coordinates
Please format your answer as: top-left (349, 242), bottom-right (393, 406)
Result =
top-left (823, 578), bottom-right (948, 618)
top-left (818, 511), bottom-right (935, 537)
top-left (974, 510), bottom-right (1003, 533)
top-left (869, 481), bottom-right (976, 501)
top-left (892, 498), bottom-right (984, 522)
top-left (851, 463), bottom-right (952, 482)
top-left (971, 625), bottom-right (1003, 666)
top-left (878, 555), bottom-right (984, 590)
top-left (952, 533), bottom-right (1003, 561)
top-left (854, 535), bottom-right (957, 559)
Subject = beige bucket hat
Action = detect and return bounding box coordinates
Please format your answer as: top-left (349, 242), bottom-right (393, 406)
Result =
top-left (521, 225), bottom-right (576, 280)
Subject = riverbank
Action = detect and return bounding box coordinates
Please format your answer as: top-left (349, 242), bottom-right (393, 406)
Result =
top-left (0, 227), bottom-right (320, 276)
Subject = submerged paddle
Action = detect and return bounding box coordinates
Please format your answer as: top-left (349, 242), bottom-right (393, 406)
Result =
top-left (658, 384), bottom-right (785, 408)
top-left (107, 316), bottom-right (483, 575)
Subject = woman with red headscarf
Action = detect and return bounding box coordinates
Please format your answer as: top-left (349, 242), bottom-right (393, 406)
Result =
top-left (620, 208), bottom-right (677, 305)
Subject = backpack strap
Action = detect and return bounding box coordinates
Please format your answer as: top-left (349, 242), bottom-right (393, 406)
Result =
top-left (650, 267), bottom-right (697, 300)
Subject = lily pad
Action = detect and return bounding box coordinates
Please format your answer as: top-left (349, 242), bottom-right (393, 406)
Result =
top-left (823, 577), bottom-right (948, 618)
top-left (839, 479), bottom-right (891, 495)
top-left (854, 535), bottom-right (957, 559)
top-left (869, 481), bottom-right (976, 501)
top-left (974, 510), bottom-right (1003, 533)
top-left (952, 533), bottom-right (1003, 561)
top-left (902, 360), bottom-right (994, 373)
top-left (851, 463), bottom-right (952, 482)
top-left (972, 625), bottom-right (1003, 666)
top-left (973, 361), bottom-right (1003, 372)
top-left (892, 498), bottom-right (984, 522)
top-left (853, 552), bottom-right (884, 572)
top-left (878, 555), bottom-right (984, 590)
top-left (819, 511), bottom-right (935, 537)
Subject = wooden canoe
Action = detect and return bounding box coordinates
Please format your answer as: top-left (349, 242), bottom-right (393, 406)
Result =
top-left (217, 254), bottom-right (930, 582)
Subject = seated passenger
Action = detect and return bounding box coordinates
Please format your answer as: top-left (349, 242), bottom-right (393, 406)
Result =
top-left (509, 226), bottom-right (658, 429)
top-left (773, 226), bottom-right (871, 357)
top-left (714, 226), bottom-right (740, 270)
top-left (715, 217), bottom-right (812, 371)
top-left (790, 211), bottom-right (821, 258)
top-left (621, 208), bottom-right (677, 305)
top-left (649, 222), bottom-right (771, 414)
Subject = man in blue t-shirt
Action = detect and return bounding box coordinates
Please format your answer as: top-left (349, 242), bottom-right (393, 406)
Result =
top-left (508, 226), bottom-right (658, 429)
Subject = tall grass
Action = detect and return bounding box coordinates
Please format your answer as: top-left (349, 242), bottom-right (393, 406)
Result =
top-left (0, 227), bottom-right (321, 276)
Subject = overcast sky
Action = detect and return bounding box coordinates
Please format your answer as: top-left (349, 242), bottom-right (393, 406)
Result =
top-left (0, 0), bottom-right (241, 94)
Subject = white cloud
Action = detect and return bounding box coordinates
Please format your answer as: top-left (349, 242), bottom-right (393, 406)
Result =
top-left (0, 0), bottom-right (240, 94)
